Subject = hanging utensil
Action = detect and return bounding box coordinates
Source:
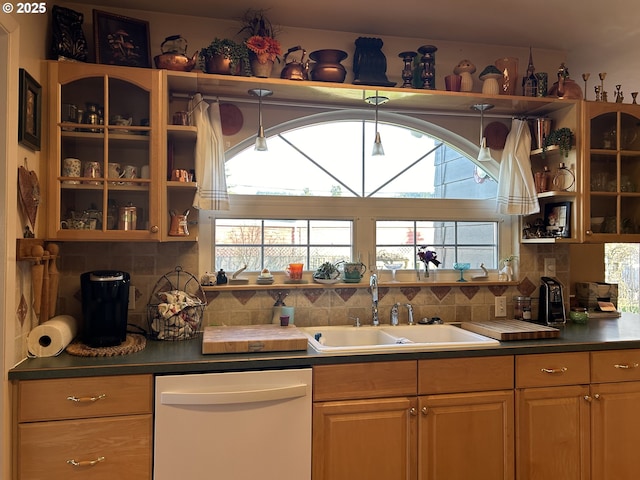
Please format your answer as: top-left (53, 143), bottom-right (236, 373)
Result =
top-left (18, 158), bottom-right (40, 230)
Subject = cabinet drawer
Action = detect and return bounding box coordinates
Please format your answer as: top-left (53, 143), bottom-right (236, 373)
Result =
top-left (419, 356), bottom-right (514, 394)
top-left (18, 374), bottom-right (152, 422)
top-left (17, 414), bottom-right (152, 480)
top-left (591, 349), bottom-right (640, 383)
top-left (313, 361), bottom-right (417, 401)
top-left (516, 352), bottom-right (590, 388)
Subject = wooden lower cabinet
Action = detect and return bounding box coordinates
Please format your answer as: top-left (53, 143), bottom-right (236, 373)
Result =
top-left (313, 397), bottom-right (417, 480)
top-left (419, 390), bottom-right (514, 480)
top-left (13, 374), bottom-right (153, 480)
top-left (516, 385), bottom-right (591, 480)
top-left (312, 356), bottom-right (515, 480)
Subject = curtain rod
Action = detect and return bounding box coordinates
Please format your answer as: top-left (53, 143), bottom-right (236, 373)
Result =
top-left (170, 92), bottom-right (521, 119)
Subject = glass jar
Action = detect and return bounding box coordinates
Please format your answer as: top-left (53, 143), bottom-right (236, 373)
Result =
top-left (514, 296), bottom-right (532, 321)
top-left (569, 307), bottom-right (589, 324)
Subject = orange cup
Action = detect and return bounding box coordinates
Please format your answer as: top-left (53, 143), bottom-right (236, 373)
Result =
top-left (286, 263), bottom-right (304, 280)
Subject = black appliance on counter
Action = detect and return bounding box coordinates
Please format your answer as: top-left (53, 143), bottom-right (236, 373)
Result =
top-left (80, 270), bottom-right (130, 347)
top-left (538, 276), bottom-right (566, 326)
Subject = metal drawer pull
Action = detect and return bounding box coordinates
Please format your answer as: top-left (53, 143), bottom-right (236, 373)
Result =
top-left (541, 367), bottom-right (568, 374)
top-left (614, 363), bottom-right (639, 369)
top-left (66, 393), bottom-right (106, 403)
top-left (409, 407), bottom-right (417, 416)
top-left (67, 456), bottom-right (105, 467)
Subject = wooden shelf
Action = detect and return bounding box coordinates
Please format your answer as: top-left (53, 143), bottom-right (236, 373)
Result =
top-left (166, 70), bottom-right (578, 116)
top-left (203, 280), bottom-right (519, 292)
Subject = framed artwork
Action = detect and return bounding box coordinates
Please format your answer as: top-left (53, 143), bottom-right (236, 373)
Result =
top-left (93, 10), bottom-right (151, 68)
top-left (18, 68), bottom-right (42, 151)
top-left (544, 201), bottom-right (571, 238)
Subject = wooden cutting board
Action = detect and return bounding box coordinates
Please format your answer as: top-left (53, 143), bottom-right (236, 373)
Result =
top-left (202, 325), bottom-right (309, 354)
top-left (460, 319), bottom-right (560, 341)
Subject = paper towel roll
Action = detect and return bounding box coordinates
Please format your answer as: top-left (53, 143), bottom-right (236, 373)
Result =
top-left (28, 315), bottom-right (78, 357)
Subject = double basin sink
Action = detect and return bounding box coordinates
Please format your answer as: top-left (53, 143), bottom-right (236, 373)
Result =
top-left (299, 324), bottom-right (499, 354)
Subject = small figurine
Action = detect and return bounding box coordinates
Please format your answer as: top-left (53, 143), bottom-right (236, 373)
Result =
top-left (216, 269), bottom-right (228, 285)
top-left (453, 59), bottom-right (476, 92)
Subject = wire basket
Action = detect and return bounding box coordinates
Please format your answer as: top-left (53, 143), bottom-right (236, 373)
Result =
top-left (147, 266), bottom-right (206, 340)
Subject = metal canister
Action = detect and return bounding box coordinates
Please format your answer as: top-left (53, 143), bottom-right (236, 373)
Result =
top-left (118, 205), bottom-right (137, 230)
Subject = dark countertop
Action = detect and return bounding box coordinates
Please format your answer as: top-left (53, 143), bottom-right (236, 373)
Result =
top-left (9, 314), bottom-right (640, 381)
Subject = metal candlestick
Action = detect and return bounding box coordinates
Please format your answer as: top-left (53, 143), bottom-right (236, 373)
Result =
top-left (398, 51), bottom-right (417, 88)
top-left (418, 45), bottom-right (437, 90)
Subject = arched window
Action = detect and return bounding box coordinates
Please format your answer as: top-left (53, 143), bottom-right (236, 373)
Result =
top-left (225, 111), bottom-right (497, 199)
top-left (205, 111), bottom-right (512, 276)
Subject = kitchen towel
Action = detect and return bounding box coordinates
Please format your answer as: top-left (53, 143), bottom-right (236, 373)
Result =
top-left (191, 93), bottom-right (230, 211)
top-left (27, 314), bottom-right (78, 357)
top-left (496, 118), bottom-right (540, 215)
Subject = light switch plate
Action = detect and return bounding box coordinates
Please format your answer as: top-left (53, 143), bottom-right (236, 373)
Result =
top-left (544, 258), bottom-right (556, 277)
top-left (495, 296), bottom-right (507, 317)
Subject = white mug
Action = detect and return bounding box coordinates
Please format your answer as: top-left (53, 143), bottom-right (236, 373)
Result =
top-left (140, 165), bottom-right (150, 179)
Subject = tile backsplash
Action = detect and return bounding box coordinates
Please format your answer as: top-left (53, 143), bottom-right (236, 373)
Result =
top-left (47, 242), bottom-right (568, 343)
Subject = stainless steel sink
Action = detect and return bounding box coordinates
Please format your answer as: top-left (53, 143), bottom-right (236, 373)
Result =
top-left (300, 324), bottom-right (499, 353)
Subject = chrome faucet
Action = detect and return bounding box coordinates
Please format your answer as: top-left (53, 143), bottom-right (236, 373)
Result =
top-left (370, 274), bottom-right (379, 326)
top-left (390, 302), bottom-right (400, 326)
top-left (405, 303), bottom-right (414, 325)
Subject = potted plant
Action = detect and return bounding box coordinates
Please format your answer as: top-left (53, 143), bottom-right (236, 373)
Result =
top-left (544, 127), bottom-right (574, 158)
top-left (200, 38), bottom-right (250, 76)
top-left (238, 8), bottom-right (281, 77)
top-left (313, 261), bottom-right (340, 283)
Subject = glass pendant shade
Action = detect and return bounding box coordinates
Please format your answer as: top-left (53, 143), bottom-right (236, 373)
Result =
top-left (255, 125), bottom-right (268, 151)
top-left (477, 137), bottom-right (493, 162)
top-left (372, 131), bottom-right (385, 156)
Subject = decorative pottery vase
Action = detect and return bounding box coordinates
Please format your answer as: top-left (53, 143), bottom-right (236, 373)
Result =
top-left (495, 57), bottom-right (519, 95)
top-left (250, 57), bottom-right (274, 78)
top-left (309, 49), bottom-right (348, 83)
top-left (205, 55), bottom-right (242, 75)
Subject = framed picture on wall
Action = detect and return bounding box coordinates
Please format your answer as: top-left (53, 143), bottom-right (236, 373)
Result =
top-left (544, 201), bottom-right (571, 238)
top-left (18, 68), bottom-right (42, 151)
top-left (93, 10), bottom-right (151, 68)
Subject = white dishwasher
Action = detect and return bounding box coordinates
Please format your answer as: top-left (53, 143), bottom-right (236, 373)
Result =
top-left (154, 368), bottom-right (312, 480)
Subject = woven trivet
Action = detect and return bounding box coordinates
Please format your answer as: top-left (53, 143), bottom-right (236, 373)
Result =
top-left (65, 334), bottom-right (146, 357)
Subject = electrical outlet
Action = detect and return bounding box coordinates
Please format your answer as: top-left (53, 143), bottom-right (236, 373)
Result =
top-left (128, 285), bottom-right (136, 310)
top-left (544, 258), bottom-right (557, 277)
top-left (495, 296), bottom-right (507, 317)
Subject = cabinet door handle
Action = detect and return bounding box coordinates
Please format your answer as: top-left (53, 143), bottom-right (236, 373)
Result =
top-left (66, 393), bottom-right (106, 403)
top-left (150, 225), bottom-right (159, 233)
top-left (614, 363), bottom-right (639, 369)
top-left (540, 367), bottom-right (568, 374)
top-left (409, 407), bottom-right (417, 416)
top-left (421, 406), bottom-right (428, 415)
top-left (66, 456), bottom-right (105, 467)
top-left (584, 395), bottom-right (592, 402)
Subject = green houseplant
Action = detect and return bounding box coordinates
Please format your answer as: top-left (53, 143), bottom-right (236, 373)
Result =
top-left (543, 127), bottom-right (574, 158)
top-left (200, 38), bottom-right (250, 76)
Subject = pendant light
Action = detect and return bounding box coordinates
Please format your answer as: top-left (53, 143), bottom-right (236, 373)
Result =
top-left (472, 103), bottom-right (494, 162)
top-left (366, 92), bottom-right (389, 156)
top-left (249, 88), bottom-right (273, 151)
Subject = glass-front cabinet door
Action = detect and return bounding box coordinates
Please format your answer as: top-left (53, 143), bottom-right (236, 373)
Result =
top-left (584, 102), bottom-right (640, 241)
top-left (46, 61), bottom-right (161, 241)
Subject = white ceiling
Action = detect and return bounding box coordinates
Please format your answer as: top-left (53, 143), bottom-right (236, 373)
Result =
top-left (83, 0), bottom-right (639, 53)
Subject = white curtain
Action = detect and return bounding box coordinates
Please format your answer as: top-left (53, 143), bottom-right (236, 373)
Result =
top-left (191, 93), bottom-right (229, 211)
top-left (496, 118), bottom-right (539, 215)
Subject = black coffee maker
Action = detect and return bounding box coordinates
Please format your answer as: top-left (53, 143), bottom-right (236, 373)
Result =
top-left (81, 271), bottom-right (130, 347)
top-left (539, 276), bottom-right (566, 326)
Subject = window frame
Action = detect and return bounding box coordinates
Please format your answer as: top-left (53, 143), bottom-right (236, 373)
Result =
top-left (198, 110), bottom-right (515, 276)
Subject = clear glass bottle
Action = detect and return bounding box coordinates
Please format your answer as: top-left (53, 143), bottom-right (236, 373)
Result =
top-left (553, 162), bottom-right (575, 191)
